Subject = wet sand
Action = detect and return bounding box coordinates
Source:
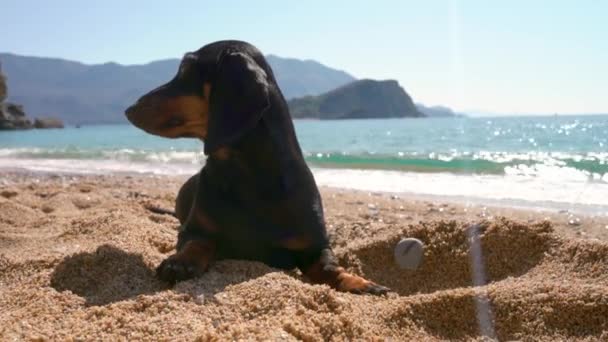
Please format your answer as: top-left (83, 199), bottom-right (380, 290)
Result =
top-left (1, 172), bottom-right (607, 340)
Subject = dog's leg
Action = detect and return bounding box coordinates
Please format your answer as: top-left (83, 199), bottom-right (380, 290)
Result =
top-left (157, 172), bottom-right (217, 283)
top-left (175, 173), bottom-right (199, 224)
top-left (156, 236), bottom-right (215, 283)
top-left (297, 248), bottom-right (390, 295)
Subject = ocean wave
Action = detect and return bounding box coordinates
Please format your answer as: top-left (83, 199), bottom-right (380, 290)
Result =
top-left (304, 151), bottom-right (608, 179)
top-left (1, 147), bottom-right (607, 181)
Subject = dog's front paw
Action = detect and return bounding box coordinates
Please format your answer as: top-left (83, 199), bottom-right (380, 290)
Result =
top-left (156, 254), bottom-right (201, 284)
top-left (156, 240), bottom-right (214, 284)
top-left (334, 271), bottom-right (391, 296)
top-left (345, 281), bottom-right (391, 296)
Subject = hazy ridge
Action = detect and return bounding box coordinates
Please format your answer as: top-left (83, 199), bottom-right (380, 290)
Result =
top-left (0, 53), bottom-right (356, 124)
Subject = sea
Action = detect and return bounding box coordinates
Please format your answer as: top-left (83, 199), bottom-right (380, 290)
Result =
top-left (1, 115), bottom-right (607, 213)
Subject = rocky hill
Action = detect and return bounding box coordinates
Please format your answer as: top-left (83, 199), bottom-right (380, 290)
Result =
top-left (0, 64), bottom-right (6, 102)
top-left (0, 61), bottom-right (63, 130)
top-left (0, 62), bottom-right (31, 130)
top-left (288, 79), bottom-right (425, 119)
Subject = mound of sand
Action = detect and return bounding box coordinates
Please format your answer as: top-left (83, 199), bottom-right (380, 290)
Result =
top-left (1, 173), bottom-right (607, 340)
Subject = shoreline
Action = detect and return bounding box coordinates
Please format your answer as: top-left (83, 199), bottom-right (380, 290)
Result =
top-left (2, 170), bottom-right (607, 242)
top-left (3, 165), bottom-right (608, 216)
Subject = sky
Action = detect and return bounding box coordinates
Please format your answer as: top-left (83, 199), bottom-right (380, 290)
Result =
top-left (2, 0), bottom-right (607, 115)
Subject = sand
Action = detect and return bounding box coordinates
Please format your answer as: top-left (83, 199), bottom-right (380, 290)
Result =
top-left (1, 172), bottom-right (607, 341)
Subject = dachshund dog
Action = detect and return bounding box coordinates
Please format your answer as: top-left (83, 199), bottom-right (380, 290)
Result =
top-left (125, 40), bottom-right (389, 295)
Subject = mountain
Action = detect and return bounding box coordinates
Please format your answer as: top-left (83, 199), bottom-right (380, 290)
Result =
top-left (288, 79), bottom-right (425, 119)
top-left (0, 53), bottom-right (355, 125)
top-left (265, 55), bottom-right (355, 99)
top-left (415, 103), bottom-right (458, 117)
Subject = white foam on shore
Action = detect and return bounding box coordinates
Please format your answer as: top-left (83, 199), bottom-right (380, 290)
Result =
top-left (0, 158), bottom-right (201, 176)
top-left (1, 158), bottom-right (607, 212)
top-left (311, 168), bottom-right (608, 211)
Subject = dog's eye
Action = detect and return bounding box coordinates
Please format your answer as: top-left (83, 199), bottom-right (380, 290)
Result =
top-left (166, 117), bottom-right (184, 128)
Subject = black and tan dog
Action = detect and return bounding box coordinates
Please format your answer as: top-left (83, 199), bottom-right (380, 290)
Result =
top-left (125, 40), bottom-right (389, 295)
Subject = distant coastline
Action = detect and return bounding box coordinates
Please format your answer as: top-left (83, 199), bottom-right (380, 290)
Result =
top-left (0, 52), bottom-right (460, 124)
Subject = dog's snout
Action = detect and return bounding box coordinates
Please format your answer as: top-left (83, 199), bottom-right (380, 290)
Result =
top-left (125, 104), bottom-right (136, 117)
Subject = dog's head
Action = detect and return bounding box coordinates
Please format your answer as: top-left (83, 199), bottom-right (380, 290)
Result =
top-left (125, 41), bottom-right (271, 154)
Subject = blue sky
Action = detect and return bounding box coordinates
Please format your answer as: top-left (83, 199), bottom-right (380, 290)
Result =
top-left (2, 0), bottom-right (607, 115)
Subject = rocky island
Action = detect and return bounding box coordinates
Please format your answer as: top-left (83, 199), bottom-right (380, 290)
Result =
top-left (0, 62), bottom-right (64, 130)
top-left (288, 79), bottom-right (425, 119)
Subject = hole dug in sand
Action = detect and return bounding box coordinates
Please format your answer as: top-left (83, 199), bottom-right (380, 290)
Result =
top-left (344, 218), bottom-right (555, 296)
top-left (387, 273), bottom-right (608, 340)
top-left (50, 245), bottom-right (164, 306)
top-left (344, 218), bottom-right (608, 340)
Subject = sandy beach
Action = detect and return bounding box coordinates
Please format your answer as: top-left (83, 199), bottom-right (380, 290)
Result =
top-left (1, 172), bottom-right (607, 340)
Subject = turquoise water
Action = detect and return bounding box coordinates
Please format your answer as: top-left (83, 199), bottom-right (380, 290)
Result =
top-left (0, 115), bottom-right (606, 176)
top-left (2, 115), bottom-right (607, 209)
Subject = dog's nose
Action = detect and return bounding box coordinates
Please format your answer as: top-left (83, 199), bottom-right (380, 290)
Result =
top-left (125, 104), bottom-right (137, 120)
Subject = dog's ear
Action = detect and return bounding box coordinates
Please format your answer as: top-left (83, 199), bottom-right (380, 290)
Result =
top-left (204, 50), bottom-right (270, 154)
